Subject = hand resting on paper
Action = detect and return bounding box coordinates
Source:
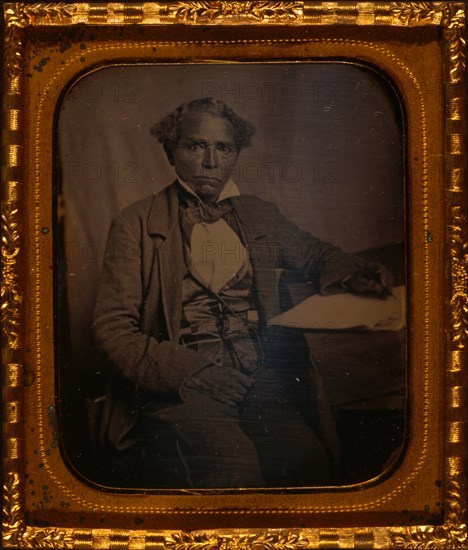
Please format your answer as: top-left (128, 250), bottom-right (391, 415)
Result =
top-left (344, 262), bottom-right (394, 298)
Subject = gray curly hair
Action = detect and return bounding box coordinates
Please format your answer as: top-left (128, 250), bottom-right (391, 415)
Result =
top-left (150, 97), bottom-right (255, 156)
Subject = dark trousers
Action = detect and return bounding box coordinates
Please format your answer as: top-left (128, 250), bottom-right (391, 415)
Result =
top-left (139, 364), bottom-right (331, 488)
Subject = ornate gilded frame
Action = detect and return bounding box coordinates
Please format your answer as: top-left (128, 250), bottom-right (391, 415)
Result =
top-left (1, 2), bottom-right (467, 548)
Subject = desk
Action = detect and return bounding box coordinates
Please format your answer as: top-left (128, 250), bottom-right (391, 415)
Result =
top-left (303, 327), bottom-right (406, 483)
top-left (273, 243), bottom-right (407, 483)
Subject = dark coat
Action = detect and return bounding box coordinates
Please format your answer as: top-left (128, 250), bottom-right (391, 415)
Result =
top-left (93, 182), bottom-right (363, 457)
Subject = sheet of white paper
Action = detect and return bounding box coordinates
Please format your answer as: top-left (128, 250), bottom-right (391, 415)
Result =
top-left (268, 285), bottom-right (406, 331)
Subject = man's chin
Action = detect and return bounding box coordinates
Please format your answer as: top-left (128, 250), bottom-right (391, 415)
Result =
top-left (195, 181), bottom-right (225, 200)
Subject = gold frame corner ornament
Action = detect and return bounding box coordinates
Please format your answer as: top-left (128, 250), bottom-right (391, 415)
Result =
top-left (2, 472), bottom-right (75, 549)
top-left (443, 3), bottom-right (466, 84)
top-left (1, 2), bottom-right (468, 549)
top-left (389, 466), bottom-right (468, 548)
top-left (3, 3), bottom-right (77, 78)
top-left (389, 2), bottom-right (465, 83)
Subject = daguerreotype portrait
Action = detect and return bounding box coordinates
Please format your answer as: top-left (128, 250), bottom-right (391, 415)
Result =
top-left (58, 64), bottom-right (405, 490)
top-left (2, 2), bottom-right (467, 549)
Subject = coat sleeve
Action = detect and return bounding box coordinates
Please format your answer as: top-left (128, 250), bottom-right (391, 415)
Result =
top-left (267, 202), bottom-right (366, 293)
top-left (92, 214), bottom-right (213, 396)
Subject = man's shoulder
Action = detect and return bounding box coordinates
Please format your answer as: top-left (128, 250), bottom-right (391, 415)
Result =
top-left (119, 193), bottom-right (157, 217)
top-left (117, 185), bottom-right (173, 221)
top-left (235, 193), bottom-right (280, 212)
top-left (234, 194), bottom-right (282, 221)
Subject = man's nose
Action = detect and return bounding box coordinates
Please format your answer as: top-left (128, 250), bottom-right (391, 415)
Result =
top-left (202, 146), bottom-right (219, 168)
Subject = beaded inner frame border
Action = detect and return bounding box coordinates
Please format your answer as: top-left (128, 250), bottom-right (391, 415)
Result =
top-left (2, 2), bottom-right (467, 548)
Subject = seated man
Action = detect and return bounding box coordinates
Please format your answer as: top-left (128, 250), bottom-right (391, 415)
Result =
top-left (93, 97), bottom-right (392, 488)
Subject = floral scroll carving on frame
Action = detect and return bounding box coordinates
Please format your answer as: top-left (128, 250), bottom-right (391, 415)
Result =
top-left (2, 472), bottom-right (75, 549)
top-left (1, 2), bottom-right (467, 549)
top-left (160, 1), bottom-right (303, 22)
top-left (1, 202), bottom-right (21, 350)
top-left (450, 207), bottom-right (468, 351)
top-left (3, 3), bottom-right (77, 78)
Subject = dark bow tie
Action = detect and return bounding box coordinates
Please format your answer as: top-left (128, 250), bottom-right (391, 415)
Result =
top-left (177, 183), bottom-right (233, 224)
top-left (183, 200), bottom-right (233, 225)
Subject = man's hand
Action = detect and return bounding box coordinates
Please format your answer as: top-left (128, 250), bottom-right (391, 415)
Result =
top-left (181, 366), bottom-right (254, 407)
top-left (344, 262), bottom-right (394, 298)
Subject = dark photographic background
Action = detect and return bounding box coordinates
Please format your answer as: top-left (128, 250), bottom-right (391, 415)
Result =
top-left (57, 63), bottom-right (405, 485)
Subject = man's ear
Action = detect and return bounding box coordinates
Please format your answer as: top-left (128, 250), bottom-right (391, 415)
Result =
top-left (164, 143), bottom-right (175, 166)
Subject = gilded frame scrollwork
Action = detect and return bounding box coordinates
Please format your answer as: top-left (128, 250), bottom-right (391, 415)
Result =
top-left (1, 2), bottom-right (467, 548)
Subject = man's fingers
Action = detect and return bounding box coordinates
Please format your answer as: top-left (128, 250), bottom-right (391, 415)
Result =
top-left (219, 368), bottom-right (254, 389)
top-left (213, 393), bottom-right (238, 407)
top-left (364, 262), bottom-right (394, 294)
top-left (225, 380), bottom-right (249, 396)
top-left (228, 391), bottom-right (246, 403)
top-left (366, 279), bottom-right (383, 295)
top-left (349, 272), bottom-right (371, 293)
top-left (184, 366), bottom-right (254, 406)
top-left (193, 379), bottom-right (213, 393)
top-left (198, 385), bottom-right (239, 406)
top-left (379, 266), bottom-right (394, 292)
top-left (212, 387), bottom-right (242, 406)
top-left (228, 370), bottom-right (254, 388)
top-left (349, 271), bottom-right (387, 296)
top-left (215, 391), bottom-right (244, 405)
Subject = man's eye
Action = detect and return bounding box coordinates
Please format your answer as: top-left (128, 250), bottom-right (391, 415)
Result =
top-left (218, 144), bottom-right (233, 153)
top-left (189, 143), bottom-right (204, 151)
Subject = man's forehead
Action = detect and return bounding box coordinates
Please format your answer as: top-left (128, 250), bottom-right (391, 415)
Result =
top-left (178, 111), bottom-right (235, 137)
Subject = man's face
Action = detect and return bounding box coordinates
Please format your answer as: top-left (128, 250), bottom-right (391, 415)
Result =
top-left (171, 111), bottom-right (239, 202)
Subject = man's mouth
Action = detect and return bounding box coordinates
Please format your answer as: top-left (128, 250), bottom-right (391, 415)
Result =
top-left (196, 177), bottom-right (221, 185)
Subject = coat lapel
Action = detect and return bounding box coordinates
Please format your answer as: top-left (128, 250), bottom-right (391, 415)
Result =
top-left (231, 196), bottom-right (280, 322)
top-left (230, 196), bottom-right (267, 245)
top-left (147, 183), bottom-right (185, 340)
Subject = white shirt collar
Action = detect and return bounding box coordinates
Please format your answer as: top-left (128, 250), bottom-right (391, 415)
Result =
top-left (176, 176), bottom-right (240, 203)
